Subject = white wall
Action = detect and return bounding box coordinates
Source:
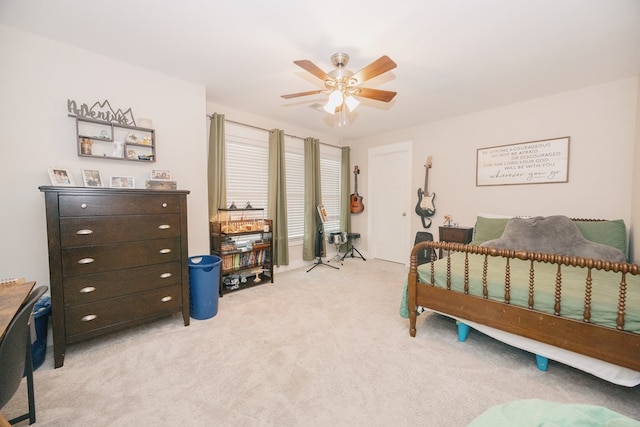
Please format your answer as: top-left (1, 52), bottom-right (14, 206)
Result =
top-left (349, 78), bottom-right (640, 263)
top-left (632, 79), bottom-right (640, 262)
top-left (2, 23), bottom-right (638, 287)
top-left (0, 25), bottom-right (210, 287)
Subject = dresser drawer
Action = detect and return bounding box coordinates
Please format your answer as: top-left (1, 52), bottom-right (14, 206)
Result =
top-left (62, 238), bottom-right (181, 276)
top-left (60, 214), bottom-right (181, 247)
top-left (63, 261), bottom-right (182, 306)
top-left (64, 285), bottom-right (182, 337)
top-left (59, 194), bottom-right (181, 216)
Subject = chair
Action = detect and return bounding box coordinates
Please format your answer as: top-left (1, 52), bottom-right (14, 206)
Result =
top-left (0, 286), bottom-right (47, 425)
top-left (340, 233), bottom-right (366, 261)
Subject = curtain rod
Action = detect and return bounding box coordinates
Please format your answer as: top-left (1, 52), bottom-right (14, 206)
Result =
top-left (207, 114), bottom-right (342, 149)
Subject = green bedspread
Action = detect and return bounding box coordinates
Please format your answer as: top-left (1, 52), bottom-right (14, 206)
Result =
top-left (400, 252), bottom-right (640, 333)
top-left (467, 399), bottom-right (640, 426)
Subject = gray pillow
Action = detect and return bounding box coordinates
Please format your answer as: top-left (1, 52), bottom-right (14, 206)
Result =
top-left (482, 215), bottom-right (626, 263)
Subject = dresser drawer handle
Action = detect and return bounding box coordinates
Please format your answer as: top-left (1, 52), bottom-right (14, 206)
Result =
top-left (162, 203), bottom-right (168, 208)
top-left (81, 314), bottom-right (97, 322)
top-left (80, 286), bottom-right (96, 293)
top-left (81, 203), bottom-right (88, 209)
top-left (76, 229), bottom-right (93, 235)
top-left (78, 258), bottom-right (95, 264)
top-left (160, 273), bottom-right (172, 279)
top-left (161, 296), bottom-right (173, 303)
top-left (159, 248), bottom-right (171, 254)
top-left (158, 224), bottom-right (171, 230)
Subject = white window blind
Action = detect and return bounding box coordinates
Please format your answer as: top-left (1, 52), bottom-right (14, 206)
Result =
top-left (285, 136), bottom-right (305, 241)
top-left (320, 144), bottom-right (342, 234)
top-left (225, 124), bottom-right (269, 215)
top-left (224, 123), bottom-right (342, 241)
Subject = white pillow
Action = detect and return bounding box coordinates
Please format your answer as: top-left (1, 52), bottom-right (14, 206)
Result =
top-left (477, 212), bottom-right (513, 219)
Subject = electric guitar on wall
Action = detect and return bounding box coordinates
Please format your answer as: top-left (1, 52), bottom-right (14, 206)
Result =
top-left (415, 156), bottom-right (436, 228)
top-left (350, 166), bottom-right (364, 213)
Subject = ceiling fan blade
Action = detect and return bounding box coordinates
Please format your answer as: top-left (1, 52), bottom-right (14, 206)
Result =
top-left (351, 55), bottom-right (397, 84)
top-left (356, 87), bottom-right (397, 103)
top-left (293, 60), bottom-right (331, 81)
top-left (281, 90), bottom-right (324, 99)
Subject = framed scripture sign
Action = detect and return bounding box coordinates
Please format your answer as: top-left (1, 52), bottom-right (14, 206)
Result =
top-left (476, 137), bottom-right (570, 186)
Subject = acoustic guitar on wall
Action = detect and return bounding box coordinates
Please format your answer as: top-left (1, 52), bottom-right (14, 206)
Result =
top-left (415, 156), bottom-right (436, 228)
top-left (350, 166), bottom-right (364, 213)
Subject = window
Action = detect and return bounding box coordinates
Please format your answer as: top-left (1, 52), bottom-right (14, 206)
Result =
top-left (225, 123), bottom-right (342, 242)
top-left (284, 136), bottom-right (305, 242)
top-left (319, 144), bottom-right (342, 234)
top-left (225, 124), bottom-right (269, 214)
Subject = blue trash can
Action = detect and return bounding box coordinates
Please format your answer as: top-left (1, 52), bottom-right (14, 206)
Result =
top-left (188, 255), bottom-right (221, 320)
top-left (32, 295), bottom-right (51, 370)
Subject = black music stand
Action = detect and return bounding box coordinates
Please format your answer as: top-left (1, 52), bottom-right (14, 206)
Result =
top-left (307, 205), bottom-right (339, 272)
top-left (340, 232), bottom-right (366, 261)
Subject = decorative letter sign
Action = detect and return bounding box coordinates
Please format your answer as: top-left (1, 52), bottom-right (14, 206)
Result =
top-left (476, 137), bottom-right (570, 186)
top-left (68, 99), bottom-right (137, 126)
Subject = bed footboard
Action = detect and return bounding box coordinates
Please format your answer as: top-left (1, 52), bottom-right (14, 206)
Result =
top-left (408, 241), bottom-right (640, 372)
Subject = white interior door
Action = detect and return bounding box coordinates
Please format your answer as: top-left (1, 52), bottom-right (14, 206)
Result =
top-left (368, 141), bottom-right (412, 264)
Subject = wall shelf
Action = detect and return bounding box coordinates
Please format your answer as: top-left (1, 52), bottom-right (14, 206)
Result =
top-left (71, 115), bottom-right (156, 162)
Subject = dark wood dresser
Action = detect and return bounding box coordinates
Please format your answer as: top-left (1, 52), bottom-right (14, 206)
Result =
top-left (39, 186), bottom-right (190, 368)
top-left (438, 225), bottom-right (474, 258)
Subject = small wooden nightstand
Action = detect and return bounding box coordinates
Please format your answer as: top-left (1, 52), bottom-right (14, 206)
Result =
top-left (438, 226), bottom-right (474, 258)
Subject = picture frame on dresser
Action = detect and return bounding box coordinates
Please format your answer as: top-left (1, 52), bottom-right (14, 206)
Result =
top-left (48, 167), bottom-right (75, 186)
top-left (110, 175), bottom-right (135, 188)
top-left (151, 169), bottom-right (172, 180)
top-left (81, 169), bottom-right (103, 187)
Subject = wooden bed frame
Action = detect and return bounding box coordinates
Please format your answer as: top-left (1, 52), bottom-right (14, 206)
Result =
top-left (407, 241), bottom-right (640, 373)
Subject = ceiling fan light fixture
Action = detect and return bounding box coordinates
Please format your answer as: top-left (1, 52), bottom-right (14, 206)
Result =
top-left (344, 95), bottom-right (359, 112)
top-left (323, 90), bottom-right (344, 113)
top-left (282, 53), bottom-right (397, 123)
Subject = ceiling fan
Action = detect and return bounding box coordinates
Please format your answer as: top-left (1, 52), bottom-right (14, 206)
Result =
top-left (281, 53), bottom-right (397, 118)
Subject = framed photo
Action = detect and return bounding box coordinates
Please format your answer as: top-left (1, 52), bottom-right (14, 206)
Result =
top-left (138, 118), bottom-right (153, 129)
top-left (48, 167), bottom-right (76, 186)
top-left (151, 169), bottom-right (172, 180)
top-left (110, 176), bottom-right (135, 188)
top-left (81, 169), bottom-right (103, 187)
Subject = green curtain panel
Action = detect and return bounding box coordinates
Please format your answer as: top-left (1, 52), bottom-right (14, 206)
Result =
top-left (268, 129), bottom-right (289, 265)
top-left (303, 137), bottom-right (323, 260)
top-left (207, 113), bottom-right (226, 221)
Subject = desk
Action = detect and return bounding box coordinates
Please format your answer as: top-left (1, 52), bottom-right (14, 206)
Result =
top-left (0, 280), bottom-right (35, 341)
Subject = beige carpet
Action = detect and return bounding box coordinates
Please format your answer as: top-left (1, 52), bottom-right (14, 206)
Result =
top-left (4, 258), bottom-right (640, 426)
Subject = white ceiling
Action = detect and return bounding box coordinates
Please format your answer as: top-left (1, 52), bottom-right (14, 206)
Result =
top-left (2, 0), bottom-right (640, 140)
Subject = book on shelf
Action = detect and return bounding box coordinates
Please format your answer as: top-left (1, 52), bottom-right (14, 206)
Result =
top-left (222, 249), bottom-right (271, 271)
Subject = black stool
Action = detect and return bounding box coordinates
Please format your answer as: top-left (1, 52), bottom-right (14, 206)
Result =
top-left (340, 232), bottom-right (366, 261)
